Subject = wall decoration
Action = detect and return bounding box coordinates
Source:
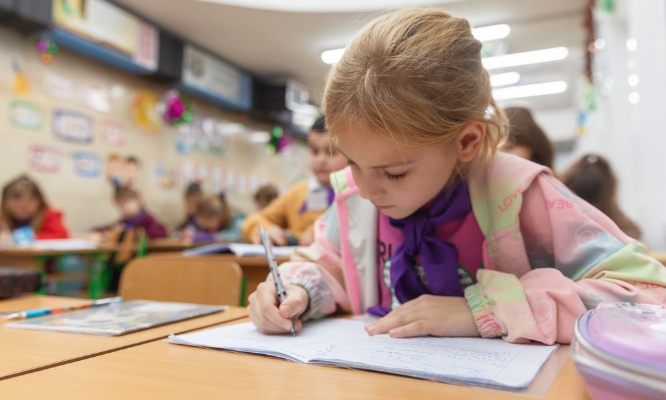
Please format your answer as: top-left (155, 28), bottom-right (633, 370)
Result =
top-left (9, 100), bottom-right (44, 131)
top-left (225, 169), bottom-right (236, 192)
top-left (73, 151), bottom-right (101, 178)
top-left (85, 85), bottom-right (111, 113)
top-left (179, 160), bottom-right (196, 188)
top-left (43, 73), bottom-right (74, 99)
top-left (211, 166), bottom-right (223, 193)
top-left (101, 120), bottom-right (126, 146)
top-left (36, 38), bottom-right (59, 64)
top-left (11, 61), bottom-right (31, 95)
top-left (163, 90), bottom-right (193, 126)
top-left (105, 154), bottom-right (142, 188)
top-left (155, 164), bottom-right (177, 189)
top-left (28, 145), bottom-right (61, 173)
top-left (53, 109), bottom-right (95, 144)
top-left (131, 90), bottom-right (161, 133)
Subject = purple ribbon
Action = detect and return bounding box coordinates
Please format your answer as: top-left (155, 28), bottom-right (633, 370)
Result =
top-left (388, 179), bottom-right (471, 304)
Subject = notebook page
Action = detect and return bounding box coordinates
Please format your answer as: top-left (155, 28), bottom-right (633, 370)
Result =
top-left (168, 319), bottom-right (368, 363)
top-left (312, 334), bottom-right (558, 389)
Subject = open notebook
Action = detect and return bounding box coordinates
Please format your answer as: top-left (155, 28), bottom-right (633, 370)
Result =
top-left (6, 300), bottom-right (225, 336)
top-left (169, 318), bottom-right (558, 390)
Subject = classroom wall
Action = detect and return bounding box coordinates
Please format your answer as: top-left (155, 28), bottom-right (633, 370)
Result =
top-left (0, 27), bottom-right (310, 235)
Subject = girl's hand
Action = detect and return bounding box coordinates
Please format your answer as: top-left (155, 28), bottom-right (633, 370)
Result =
top-left (364, 295), bottom-right (479, 338)
top-left (298, 229), bottom-right (314, 246)
top-left (252, 225), bottom-right (287, 246)
top-left (247, 281), bottom-right (309, 334)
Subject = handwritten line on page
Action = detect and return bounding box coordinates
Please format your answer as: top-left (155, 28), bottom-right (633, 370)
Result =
top-left (168, 318), bottom-right (558, 389)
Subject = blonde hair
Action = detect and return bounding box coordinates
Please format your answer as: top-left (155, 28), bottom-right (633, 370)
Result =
top-left (324, 8), bottom-right (507, 166)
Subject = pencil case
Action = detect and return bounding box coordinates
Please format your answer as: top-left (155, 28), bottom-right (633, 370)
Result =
top-left (571, 302), bottom-right (666, 400)
top-left (0, 267), bottom-right (41, 299)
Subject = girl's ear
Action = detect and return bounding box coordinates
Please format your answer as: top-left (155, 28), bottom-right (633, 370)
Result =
top-left (456, 122), bottom-right (486, 163)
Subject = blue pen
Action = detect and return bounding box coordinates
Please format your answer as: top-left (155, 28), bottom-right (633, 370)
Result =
top-left (5, 296), bottom-right (122, 320)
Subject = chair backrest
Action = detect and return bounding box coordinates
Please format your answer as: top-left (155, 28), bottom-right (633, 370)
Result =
top-left (118, 256), bottom-right (243, 306)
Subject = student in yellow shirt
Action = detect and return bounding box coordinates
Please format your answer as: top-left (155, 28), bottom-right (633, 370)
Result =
top-left (241, 116), bottom-right (346, 246)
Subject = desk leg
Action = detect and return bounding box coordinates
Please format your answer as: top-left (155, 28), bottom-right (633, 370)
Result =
top-left (35, 255), bottom-right (47, 295)
top-left (240, 277), bottom-right (247, 307)
top-left (88, 253), bottom-right (108, 299)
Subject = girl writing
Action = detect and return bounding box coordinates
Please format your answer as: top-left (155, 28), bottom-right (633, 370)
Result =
top-left (247, 8), bottom-right (666, 344)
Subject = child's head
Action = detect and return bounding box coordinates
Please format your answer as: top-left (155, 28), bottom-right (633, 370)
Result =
top-left (561, 154), bottom-right (617, 210)
top-left (184, 182), bottom-right (203, 215)
top-left (1, 175), bottom-right (48, 229)
top-left (500, 107), bottom-right (554, 169)
top-left (195, 193), bottom-right (232, 232)
top-left (253, 184), bottom-right (279, 210)
top-left (309, 116), bottom-right (347, 187)
top-left (323, 8), bottom-right (506, 218)
top-left (114, 185), bottom-right (143, 219)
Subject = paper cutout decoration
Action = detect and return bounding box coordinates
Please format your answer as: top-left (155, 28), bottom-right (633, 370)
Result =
top-left (28, 145), bottom-right (61, 173)
top-left (85, 85), bottom-right (111, 113)
top-left (73, 151), bottom-right (101, 178)
top-left (10, 100), bottom-right (44, 131)
top-left (43, 73), bottom-right (73, 100)
top-left (131, 90), bottom-right (161, 133)
top-left (36, 38), bottom-right (59, 64)
top-left (101, 120), bottom-right (126, 146)
top-left (11, 61), bottom-right (30, 95)
top-left (163, 90), bottom-right (193, 126)
top-left (53, 109), bottom-right (94, 144)
top-left (106, 154), bottom-right (141, 188)
top-left (155, 164), bottom-right (177, 189)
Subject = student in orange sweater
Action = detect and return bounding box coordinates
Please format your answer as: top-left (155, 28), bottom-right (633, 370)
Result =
top-left (0, 175), bottom-right (69, 242)
top-left (241, 116), bottom-right (346, 246)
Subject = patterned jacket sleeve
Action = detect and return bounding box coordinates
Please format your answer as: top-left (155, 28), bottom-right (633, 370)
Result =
top-left (273, 204), bottom-right (352, 320)
top-left (465, 174), bottom-right (666, 344)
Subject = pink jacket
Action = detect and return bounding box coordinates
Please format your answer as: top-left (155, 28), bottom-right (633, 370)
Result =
top-left (278, 153), bottom-right (666, 344)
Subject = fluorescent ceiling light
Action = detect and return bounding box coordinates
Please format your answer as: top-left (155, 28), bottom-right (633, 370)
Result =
top-left (321, 23), bottom-right (512, 65)
top-left (483, 47), bottom-right (569, 70)
top-left (493, 81), bottom-right (567, 100)
top-left (321, 48), bottom-right (345, 64)
top-left (490, 72), bottom-right (520, 87)
top-left (472, 24), bottom-right (510, 42)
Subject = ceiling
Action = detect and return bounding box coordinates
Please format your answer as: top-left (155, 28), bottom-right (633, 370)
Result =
top-left (112, 0), bottom-right (588, 111)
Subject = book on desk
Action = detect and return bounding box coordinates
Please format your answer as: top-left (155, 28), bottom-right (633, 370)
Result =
top-left (183, 242), bottom-right (300, 257)
top-left (6, 300), bottom-right (225, 336)
top-left (168, 318), bottom-right (558, 390)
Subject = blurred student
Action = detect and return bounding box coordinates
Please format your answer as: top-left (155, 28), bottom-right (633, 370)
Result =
top-left (253, 184), bottom-right (279, 210)
top-left (94, 185), bottom-right (167, 240)
top-left (176, 182), bottom-right (203, 231)
top-left (187, 193), bottom-right (243, 242)
top-left (0, 175), bottom-right (69, 243)
top-left (500, 106), bottom-right (554, 169)
top-left (561, 154), bottom-right (642, 240)
top-left (241, 116), bottom-right (347, 246)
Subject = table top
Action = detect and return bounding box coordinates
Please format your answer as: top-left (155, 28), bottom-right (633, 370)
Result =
top-left (0, 317), bottom-right (592, 400)
top-left (0, 296), bottom-right (248, 380)
top-left (0, 245), bottom-right (116, 257)
top-left (149, 252), bottom-right (290, 268)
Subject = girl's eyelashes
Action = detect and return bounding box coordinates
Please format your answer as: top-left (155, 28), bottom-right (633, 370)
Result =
top-left (385, 171), bottom-right (407, 181)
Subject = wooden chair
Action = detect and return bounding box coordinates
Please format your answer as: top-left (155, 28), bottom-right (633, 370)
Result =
top-left (118, 256), bottom-right (243, 306)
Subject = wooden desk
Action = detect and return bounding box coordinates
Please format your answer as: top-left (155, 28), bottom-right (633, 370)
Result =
top-left (0, 295), bottom-right (247, 380)
top-left (0, 317), bottom-right (591, 399)
top-left (0, 246), bottom-right (116, 298)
